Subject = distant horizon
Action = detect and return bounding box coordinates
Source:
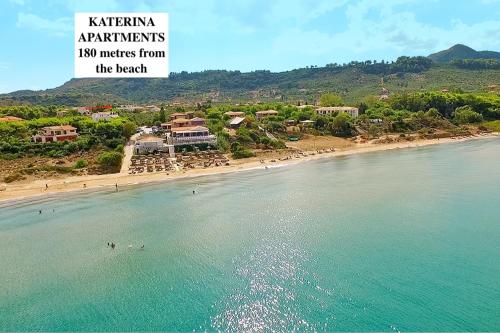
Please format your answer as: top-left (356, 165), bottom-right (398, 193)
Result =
top-left (1, 0), bottom-right (499, 93)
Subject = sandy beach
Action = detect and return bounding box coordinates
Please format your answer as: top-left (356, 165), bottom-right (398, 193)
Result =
top-left (1, 133), bottom-right (498, 204)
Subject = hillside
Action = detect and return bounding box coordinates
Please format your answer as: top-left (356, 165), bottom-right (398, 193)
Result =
top-left (428, 44), bottom-right (500, 63)
top-left (1, 48), bottom-right (499, 106)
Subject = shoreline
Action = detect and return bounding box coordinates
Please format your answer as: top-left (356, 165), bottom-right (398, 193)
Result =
top-left (1, 133), bottom-right (499, 206)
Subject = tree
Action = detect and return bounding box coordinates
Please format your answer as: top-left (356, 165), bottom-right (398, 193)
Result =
top-left (453, 105), bottom-right (483, 124)
top-left (122, 121), bottom-right (137, 139)
top-left (159, 106), bottom-right (166, 122)
top-left (319, 93), bottom-right (343, 107)
top-left (330, 112), bottom-right (353, 137)
top-left (98, 151), bottom-right (123, 168)
top-left (368, 125), bottom-right (380, 139)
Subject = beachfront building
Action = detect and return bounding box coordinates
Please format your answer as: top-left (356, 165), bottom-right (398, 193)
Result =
top-left (256, 110), bottom-right (279, 120)
top-left (134, 136), bottom-right (174, 156)
top-left (315, 107), bottom-right (359, 118)
top-left (168, 126), bottom-right (216, 146)
top-left (92, 111), bottom-right (118, 122)
top-left (32, 125), bottom-right (78, 143)
top-left (0, 116), bottom-right (24, 122)
top-left (224, 111), bottom-right (245, 119)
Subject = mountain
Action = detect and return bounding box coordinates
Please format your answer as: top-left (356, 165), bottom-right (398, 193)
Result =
top-left (1, 48), bottom-right (499, 106)
top-left (428, 44), bottom-right (500, 63)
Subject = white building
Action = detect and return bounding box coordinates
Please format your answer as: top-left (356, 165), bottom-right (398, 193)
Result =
top-left (92, 111), bottom-right (119, 122)
top-left (135, 136), bottom-right (172, 155)
top-left (315, 107), bottom-right (359, 117)
top-left (168, 126), bottom-right (217, 146)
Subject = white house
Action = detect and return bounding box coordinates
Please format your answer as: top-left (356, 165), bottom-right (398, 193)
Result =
top-left (92, 111), bottom-right (119, 122)
top-left (135, 136), bottom-right (167, 154)
top-left (315, 106), bottom-right (359, 117)
top-left (32, 125), bottom-right (78, 143)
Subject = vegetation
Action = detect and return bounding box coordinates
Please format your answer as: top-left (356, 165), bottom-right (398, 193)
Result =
top-left (451, 59), bottom-right (500, 70)
top-left (1, 45), bottom-right (498, 106)
top-left (74, 159), bottom-right (88, 169)
top-left (482, 120), bottom-right (500, 132)
top-left (453, 106), bottom-right (483, 124)
top-left (0, 112), bottom-right (135, 179)
top-left (319, 93), bottom-right (343, 106)
top-left (98, 151), bottom-right (123, 169)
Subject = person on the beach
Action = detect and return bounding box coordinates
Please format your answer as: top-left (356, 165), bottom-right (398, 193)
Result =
top-left (115, 183), bottom-right (118, 191)
top-left (83, 183), bottom-right (86, 188)
top-left (45, 184), bottom-right (48, 190)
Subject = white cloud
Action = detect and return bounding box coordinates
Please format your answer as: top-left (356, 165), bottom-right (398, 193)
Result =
top-left (16, 12), bottom-right (72, 37)
top-left (271, 0), bottom-right (500, 59)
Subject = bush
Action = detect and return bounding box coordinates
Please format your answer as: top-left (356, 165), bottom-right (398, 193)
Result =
top-left (4, 173), bottom-right (25, 183)
top-left (74, 159), bottom-right (88, 169)
top-left (114, 144), bottom-right (124, 153)
top-left (453, 106), bottom-right (484, 124)
top-left (98, 151), bottom-right (123, 168)
top-left (482, 120), bottom-right (500, 132)
top-left (232, 148), bottom-right (255, 159)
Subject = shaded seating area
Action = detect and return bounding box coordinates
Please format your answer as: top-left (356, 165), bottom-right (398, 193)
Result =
top-left (128, 150), bottom-right (230, 174)
top-left (175, 150), bottom-right (230, 169)
top-left (129, 153), bottom-right (175, 174)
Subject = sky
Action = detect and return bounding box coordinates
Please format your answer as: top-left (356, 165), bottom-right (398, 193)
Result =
top-left (0, 0), bottom-right (499, 93)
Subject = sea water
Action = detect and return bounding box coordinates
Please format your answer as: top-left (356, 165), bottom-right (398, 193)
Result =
top-left (1, 139), bottom-right (499, 331)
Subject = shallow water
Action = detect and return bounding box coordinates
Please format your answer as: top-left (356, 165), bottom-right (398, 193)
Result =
top-left (1, 139), bottom-right (500, 331)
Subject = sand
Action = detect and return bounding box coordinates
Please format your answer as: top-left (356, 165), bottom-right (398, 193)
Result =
top-left (1, 133), bottom-right (498, 204)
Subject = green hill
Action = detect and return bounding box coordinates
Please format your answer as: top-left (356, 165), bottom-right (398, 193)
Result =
top-left (428, 44), bottom-right (500, 63)
top-left (0, 48), bottom-right (498, 106)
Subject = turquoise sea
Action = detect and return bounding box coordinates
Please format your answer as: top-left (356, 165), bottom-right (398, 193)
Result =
top-left (1, 139), bottom-right (500, 331)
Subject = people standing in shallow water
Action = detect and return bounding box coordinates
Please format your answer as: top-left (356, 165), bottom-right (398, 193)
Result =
top-left (111, 242), bottom-right (115, 250)
top-left (38, 210), bottom-right (42, 214)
